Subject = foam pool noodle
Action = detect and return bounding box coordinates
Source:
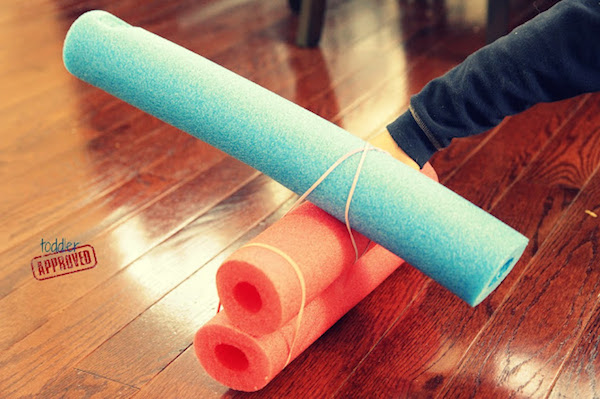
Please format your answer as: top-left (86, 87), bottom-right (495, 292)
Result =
top-left (196, 245), bottom-right (405, 391)
top-left (217, 201), bottom-right (371, 336)
top-left (197, 164), bottom-right (438, 391)
top-left (63, 10), bottom-right (529, 306)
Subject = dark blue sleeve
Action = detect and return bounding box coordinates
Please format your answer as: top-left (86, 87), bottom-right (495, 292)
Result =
top-left (387, 0), bottom-right (600, 168)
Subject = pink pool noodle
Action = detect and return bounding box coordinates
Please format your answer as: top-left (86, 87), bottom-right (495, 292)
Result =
top-left (195, 164), bottom-right (437, 391)
top-left (216, 201), bottom-right (371, 335)
top-left (197, 244), bottom-right (410, 391)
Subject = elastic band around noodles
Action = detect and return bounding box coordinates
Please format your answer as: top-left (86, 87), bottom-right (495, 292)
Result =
top-left (216, 143), bottom-right (380, 368)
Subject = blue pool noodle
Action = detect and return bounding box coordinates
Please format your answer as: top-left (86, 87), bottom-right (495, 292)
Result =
top-left (63, 11), bottom-right (528, 306)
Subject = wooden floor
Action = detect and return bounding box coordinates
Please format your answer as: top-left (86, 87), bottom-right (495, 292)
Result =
top-left (1, 0), bottom-right (599, 397)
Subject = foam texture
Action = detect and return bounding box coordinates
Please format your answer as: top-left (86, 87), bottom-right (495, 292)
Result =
top-left (63, 10), bottom-right (529, 306)
top-left (197, 164), bottom-right (437, 391)
top-left (216, 163), bottom-right (436, 335)
top-left (217, 202), bottom-right (370, 335)
top-left (196, 244), bottom-right (408, 391)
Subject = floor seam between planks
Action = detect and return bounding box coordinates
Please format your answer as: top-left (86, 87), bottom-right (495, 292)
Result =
top-left (74, 367), bottom-right (141, 391)
top-left (488, 93), bottom-right (592, 212)
top-left (73, 192), bottom-right (298, 376)
top-left (3, 171), bottom-right (262, 351)
top-left (0, 152), bottom-right (219, 265)
top-left (541, 165), bottom-right (600, 399)
top-left (544, 293), bottom-right (600, 399)
top-left (440, 140), bottom-right (600, 397)
top-left (330, 279), bottom-right (433, 397)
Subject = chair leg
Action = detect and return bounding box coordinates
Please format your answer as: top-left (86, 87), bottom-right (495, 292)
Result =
top-left (289, 0), bottom-right (301, 14)
top-left (296, 0), bottom-right (327, 47)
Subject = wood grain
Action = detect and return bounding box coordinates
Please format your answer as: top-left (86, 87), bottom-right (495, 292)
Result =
top-left (548, 303), bottom-right (600, 399)
top-left (440, 166), bottom-right (600, 399)
top-left (0, 134), bottom-right (226, 297)
top-left (37, 369), bottom-right (139, 399)
top-left (0, 156), bottom-right (255, 349)
top-left (0, 174), bottom-right (293, 397)
top-left (48, 196), bottom-right (297, 393)
top-left (4, 0), bottom-right (595, 398)
top-left (332, 95), bottom-right (599, 398)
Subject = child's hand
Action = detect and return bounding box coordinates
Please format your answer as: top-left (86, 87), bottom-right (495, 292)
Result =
top-left (369, 131), bottom-right (420, 170)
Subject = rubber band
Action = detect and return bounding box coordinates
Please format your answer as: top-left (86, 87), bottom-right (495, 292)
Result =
top-left (287, 142), bottom-right (382, 260)
top-left (243, 242), bottom-right (306, 367)
top-left (215, 143), bottom-right (379, 367)
top-left (346, 143), bottom-right (371, 261)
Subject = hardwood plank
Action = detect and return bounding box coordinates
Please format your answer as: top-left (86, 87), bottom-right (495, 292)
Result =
top-left (548, 303), bottom-right (600, 399)
top-left (253, 0), bottom-right (451, 93)
top-left (1, 0), bottom-right (578, 397)
top-left (434, 96), bottom-right (588, 209)
top-left (238, 0), bottom-right (411, 77)
top-left (0, 175), bottom-right (293, 398)
top-left (1, 0), bottom-right (298, 249)
top-left (331, 94), bottom-right (600, 398)
top-left (439, 166), bottom-right (600, 398)
top-left (0, 0), bottom-right (195, 113)
top-left (1, 85), bottom-right (99, 167)
top-left (0, 130), bottom-right (226, 296)
top-left (250, 6), bottom-right (424, 102)
top-left (0, 0), bottom-right (282, 131)
top-left (0, 156), bottom-right (256, 350)
top-left (131, 265), bottom-right (429, 398)
top-left (1, 95), bottom-right (158, 178)
top-left (168, 0), bottom-right (286, 60)
top-left (217, 0), bottom-right (451, 125)
top-left (73, 197), bottom-right (295, 388)
top-left (0, 172), bottom-right (175, 298)
top-left (1, 120), bottom-right (164, 248)
top-left (36, 369), bottom-right (139, 399)
top-left (133, 348), bottom-right (229, 399)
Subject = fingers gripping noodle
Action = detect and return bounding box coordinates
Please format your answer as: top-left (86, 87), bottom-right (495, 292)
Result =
top-left (63, 10), bottom-right (528, 306)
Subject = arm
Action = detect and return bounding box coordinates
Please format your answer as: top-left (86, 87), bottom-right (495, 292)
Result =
top-left (387, 0), bottom-right (600, 167)
top-left (369, 131), bottom-right (420, 170)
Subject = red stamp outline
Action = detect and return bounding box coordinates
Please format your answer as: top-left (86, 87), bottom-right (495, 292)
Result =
top-left (31, 245), bottom-right (97, 281)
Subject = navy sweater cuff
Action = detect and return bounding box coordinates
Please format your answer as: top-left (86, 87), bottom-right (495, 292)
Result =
top-left (386, 110), bottom-right (438, 168)
top-left (386, 0), bottom-right (600, 169)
